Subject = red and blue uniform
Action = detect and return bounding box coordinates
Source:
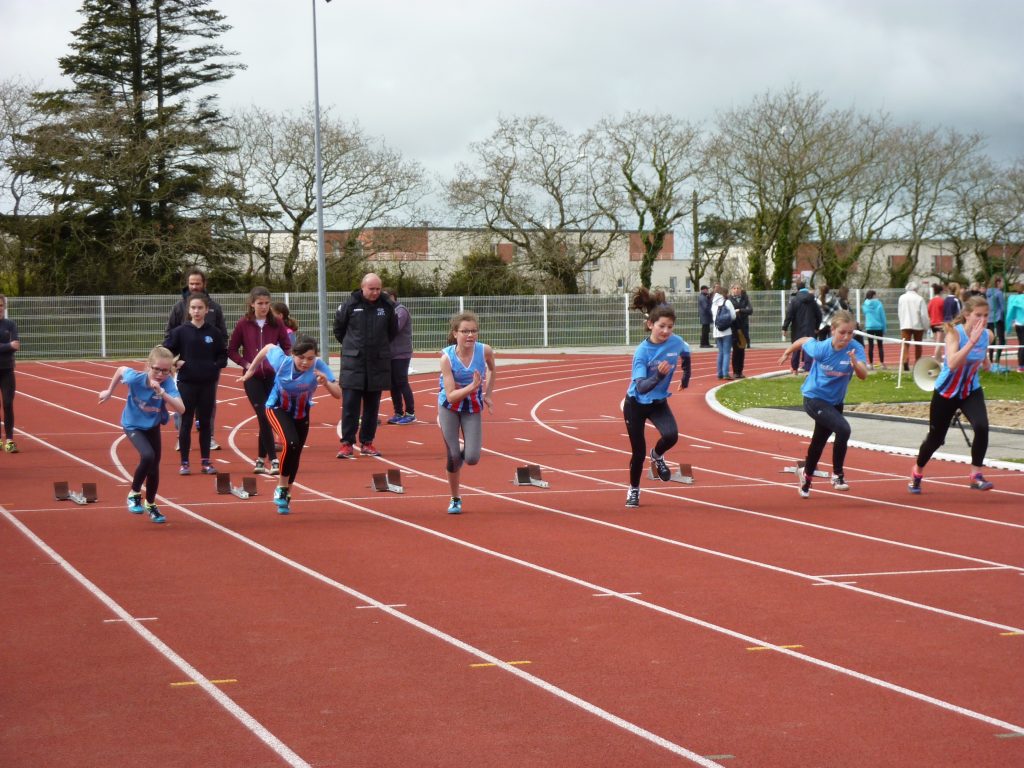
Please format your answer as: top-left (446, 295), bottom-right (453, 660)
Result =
top-left (265, 345), bottom-right (335, 420)
top-left (438, 343), bottom-right (487, 413)
top-left (933, 325), bottom-right (987, 399)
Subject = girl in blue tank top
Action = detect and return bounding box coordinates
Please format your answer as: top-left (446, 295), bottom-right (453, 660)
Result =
top-left (910, 295), bottom-right (995, 493)
top-left (437, 311), bottom-right (496, 515)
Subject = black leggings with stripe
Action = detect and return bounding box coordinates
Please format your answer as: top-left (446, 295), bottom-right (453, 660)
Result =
top-left (623, 396), bottom-right (678, 488)
top-left (266, 408), bottom-right (310, 485)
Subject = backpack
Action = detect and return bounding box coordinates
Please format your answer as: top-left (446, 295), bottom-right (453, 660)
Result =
top-left (714, 301), bottom-right (733, 332)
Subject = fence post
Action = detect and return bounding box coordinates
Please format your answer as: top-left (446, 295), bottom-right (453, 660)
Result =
top-left (100, 295), bottom-right (107, 358)
top-left (542, 295), bottom-right (549, 347)
top-left (624, 293), bottom-right (630, 345)
top-left (459, 296), bottom-right (464, 314)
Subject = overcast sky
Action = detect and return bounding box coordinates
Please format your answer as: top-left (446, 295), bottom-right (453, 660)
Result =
top-left (3, 0), bottom-right (1023, 189)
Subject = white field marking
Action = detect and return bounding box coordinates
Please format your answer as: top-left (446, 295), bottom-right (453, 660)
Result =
top-left (0, 505), bottom-right (312, 768)
top-left (724, 430), bottom-right (744, 435)
top-left (510, 417), bottom-right (524, 421)
top-left (550, 408), bottom-right (564, 412)
top-left (817, 566), bottom-right (1017, 579)
top-left (321, 455), bottom-right (1024, 738)
top-left (356, 604), bottom-right (407, 610)
top-left (506, 402), bottom-right (518, 406)
top-left (601, 415), bottom-right (617, 419)
top-left (514, 437), bottom-right (531, 442)
top-left (811, 582), bottom-right (858, 586)
top-left (562, 425), bottom-right (579, 430)
top-left (688, 444), bottom-right (712, 450)
top-left (36, 446), bottom-right (722, 767)
top-left (518, 376), bottom-right (1024, 532)
top-left (104, 617), bottom-right (157, 623)
top-left (407, 440), bottom-right (424, 446)
top-left (593, 592), bottom-right (642, 598)
top-left (577, 448), bottom-right (596, 454)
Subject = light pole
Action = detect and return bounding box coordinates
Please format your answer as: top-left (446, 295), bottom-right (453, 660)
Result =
top-left (311, 0), bottom-right (331, 356)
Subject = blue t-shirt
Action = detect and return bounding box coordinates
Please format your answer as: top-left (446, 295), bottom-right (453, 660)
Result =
top-left (627, 334), bottom-right (690, 404)
top-left (438, 343), bottom-right (489, 413)
top-left (121, 369), bottom-right (179, 431)
top-left (800, 337), bottom-right (866, 405)
top-left (264, 345), bottom-right (336, 419)
top-left (934, 325), bottom-right (987, 399)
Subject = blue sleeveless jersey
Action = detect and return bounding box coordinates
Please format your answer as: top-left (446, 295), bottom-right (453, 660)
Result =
top-left (934, 325), bottom-right (987, 399)
top-left (438, 343), bottom-right (487, 413)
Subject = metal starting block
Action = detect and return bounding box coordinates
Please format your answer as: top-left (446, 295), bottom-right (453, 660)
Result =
top-left (53, 481), bottom-right (98, 505)
top-left (371, 468), bottom-right (404, 494)
top-left (216, 473), bottom-right (258, 499)
top-left (513, 464), bottom-right (549, 488)
top-left (782, 461), bottom-right (830, 479)
top-left (648, 462), bottom-right (695, 484)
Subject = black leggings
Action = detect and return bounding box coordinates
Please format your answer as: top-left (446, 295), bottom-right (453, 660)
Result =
top-left (390, 358), bottom-right (414, 414)
top-left (916, 388), bottom-right (989, 469)
top-left (244, 376), bottom-right (277, 461)
top-left (864, 329), bottom-right (885, 366)
top-left (125, 425), bottom-right (162, 503)
top-left (987, 322), bottom-right (1006, 362)
top-left (623, 396), bottom-right (678, 488)
top-left (802, 397), bottom-right (851, 478)
top-left (177, 379), bottom-right (217, 462)
top-left (266, 408), bottom-right (310, 485)
top-left (0, 368), bottom-right (14, 440)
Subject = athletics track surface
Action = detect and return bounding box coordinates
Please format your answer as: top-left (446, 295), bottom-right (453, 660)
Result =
top-left (1, 348), bottom-right (1022, 767)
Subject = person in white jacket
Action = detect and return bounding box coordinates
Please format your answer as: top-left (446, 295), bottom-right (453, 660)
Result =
top-left (710, 284), bottom-right (737, 380)
top-left (897, 281), bottom-right (930, 371)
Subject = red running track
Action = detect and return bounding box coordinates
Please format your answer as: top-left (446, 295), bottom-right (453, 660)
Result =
top-left (1, 349), bottom-right (1022, 767)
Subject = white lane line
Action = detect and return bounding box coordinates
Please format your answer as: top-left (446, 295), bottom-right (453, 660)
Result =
top-left (0, 505), bottom-right (311, 768)
top-left (818, 566), bottom-right (1017, 579)
top-left (104, 617), bottom-right (158, 623)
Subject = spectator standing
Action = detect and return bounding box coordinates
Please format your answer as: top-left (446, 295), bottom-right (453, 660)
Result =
top-left (228, 286), bottom-right (292, 474)
top-left (986, 276), bottom-right (1005, 364)
top-left (0, 294), bottom-right (20, 453)
top-left (165, 268), bottom-right (227, 450)
top-left (728, 283), bottom-right (753, 378)
top-left (1005, 282), bottom-right (1024, 373)
top-left (710, 284), bottom-right (736, 380)
top-left (927, 284), bottom-right (946, 360)
top-left (860, 290), bottom-right (887, 369)
top-left (334, 273), bottom-right (397, 458)
top-left (816, 286), bottom-right (841, 340)
top-left (697, 286), bottom-right (713, 348)
top-left (163, 293), bottom-right (227, 476)
top-left (782, 281), bottom-right (822, 374)
top-left (271, 301), bottom-right (299, 347)
top-left (897, 281), bottom-right (929, 370)
top-left (384, 288), bottom-right (416, 425)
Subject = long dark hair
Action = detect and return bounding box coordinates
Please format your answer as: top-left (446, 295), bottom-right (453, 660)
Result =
top-left (243, 286), bottom-right (277, 324)
top-left (631, 287), bottom-right (667, 315)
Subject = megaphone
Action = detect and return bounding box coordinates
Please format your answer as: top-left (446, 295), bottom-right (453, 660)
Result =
top-left (913, 357), bottom-right (941, 391)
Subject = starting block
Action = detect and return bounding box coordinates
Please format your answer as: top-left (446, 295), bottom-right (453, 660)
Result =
top-left (371, 468), bottom-right (404, 494)
top-left (53, 481), bottom-right (98, 505)
top-left (513, 464), bottom-right (549, 488)
top-left (215, 473), bottom-right (258, 499)
top-left (648, 462), bottom-right (695, 484)
top-left (782, 461), bottom-right (830, 479)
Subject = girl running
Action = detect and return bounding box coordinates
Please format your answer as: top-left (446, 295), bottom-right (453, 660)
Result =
top-left (909, 295), bottom-right (995, 493)
top-left (777, 310), bottom-right (867, 498)
top-left (98, 346), bottom-right (185, 524)
top-left (241, 336), bottom-right (341, 515)
top-left (623, 291), bottom-right (692, 509)
top-left (163, 293), bottom-right (227, 476)
top-left (228, 287), bottom-right (292, 475)
top-left (438, 312), bottom-right (495, 515)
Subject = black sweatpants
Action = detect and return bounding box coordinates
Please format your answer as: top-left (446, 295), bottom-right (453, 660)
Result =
top-left (802, 397), bottom-right (851, 478)
top-left (177, 379), bottom-right (217, 462)
top-left (0, 368), bottom-right (14, 440)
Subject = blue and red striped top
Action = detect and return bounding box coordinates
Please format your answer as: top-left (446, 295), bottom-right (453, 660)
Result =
top-left (438, 343), bottom-right (488, 413)
top-left (933, 325), bottom-right (987, 399)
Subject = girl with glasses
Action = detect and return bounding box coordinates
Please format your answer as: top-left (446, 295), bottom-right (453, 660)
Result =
top-left (98, 346), bottom-right (185, 524)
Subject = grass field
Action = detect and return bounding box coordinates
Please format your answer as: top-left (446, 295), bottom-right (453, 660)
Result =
top-left (717, 369), bottom-right (1024, 411)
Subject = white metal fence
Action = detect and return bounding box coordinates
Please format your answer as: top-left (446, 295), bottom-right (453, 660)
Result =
top-left (3, 289), bottom-right (910, 360)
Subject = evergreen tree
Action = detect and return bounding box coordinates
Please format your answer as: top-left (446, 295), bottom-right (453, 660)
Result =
top-left (18, 0), bottom-right (243, 293)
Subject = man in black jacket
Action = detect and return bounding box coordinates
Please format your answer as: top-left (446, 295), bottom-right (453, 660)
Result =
top-left (781, 281), bottom-right (822, 373)
top-left (165, 268), bottom-right (228, 449)
top-left (333, 273), bottom-right (397, 459)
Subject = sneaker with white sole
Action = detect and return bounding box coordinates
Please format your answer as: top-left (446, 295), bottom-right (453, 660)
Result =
top-left (253, 458), bottom-right (267, 474)
top-left (179, 462), bottom-right (191, 476)
top-left (650, 450), bottom-right (671, 482)
top-left (270, 458), bottom-right (280, 475)
top-left (387, 413), bottom-right (405, 425)
top-left (398, 413), bottom-right (416, 424)
top-left (210, 439), bottom-right (221, 451)
top-left (908, 469), bottom-right (923, 494)
top-left (200, 462), bottom-right (217, 475)
top-left (447, 497), bottom-right (462, 514)
top-left (336, 442), bottom-right (354, 459)
top-left (625, 487), bottom-right (640, 508)
top-left (145, 503), bottom-right (166, 524)
top-left (969, 473), bottom-right (993, 491)
top-left (797, 471), bottom-right (811, 499)
top-left (359, 442), bottom-right (381, 457)
top-left (273, 486), bottom-right (291, 514)
top-left (127, 491), bottom-right (144, 514)
top-left (830, 474), bottom-right (850, 491)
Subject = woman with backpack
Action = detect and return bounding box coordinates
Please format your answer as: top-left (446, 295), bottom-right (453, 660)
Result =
top-left (711, 284), bottom-right (736, 380)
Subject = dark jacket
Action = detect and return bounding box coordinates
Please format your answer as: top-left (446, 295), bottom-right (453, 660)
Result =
top-left (228, 317), bottom-right (293, 379)
top-left (390, 302), bottom-right (414, 360)
top-left (697, 291), bottom-right (712, 325)
top-left (163, 322), bottom-right (227, 383)
top-left (730, 291), bottom-right (753, 337)
top-left (166, 289), bottom-right (228, 344)
top-left (334, 289), bottom-right (397, 391)
top-left (783, 290), bottom-right (822, 339)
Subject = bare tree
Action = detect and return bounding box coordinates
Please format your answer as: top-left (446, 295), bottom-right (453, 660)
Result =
top-left (446, 115), bottom-right (621, 294)
top-left (594, 112), bottom-right (704, 289)
top-left (219, 105), bottom-right (428, 285)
